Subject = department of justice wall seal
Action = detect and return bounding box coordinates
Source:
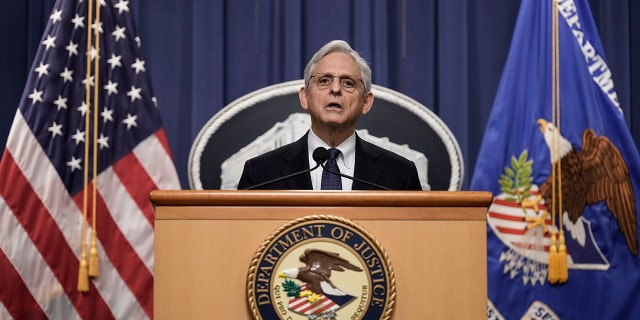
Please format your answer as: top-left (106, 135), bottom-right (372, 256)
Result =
top-left (247, 215), bottom-right (395, 320)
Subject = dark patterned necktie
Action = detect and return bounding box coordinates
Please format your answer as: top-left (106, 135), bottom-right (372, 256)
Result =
top-left (321, 148), bottom-right (342, 190)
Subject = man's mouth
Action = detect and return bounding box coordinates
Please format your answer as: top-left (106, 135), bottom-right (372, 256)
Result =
top-left (325, 102), bottom-right (343, 109)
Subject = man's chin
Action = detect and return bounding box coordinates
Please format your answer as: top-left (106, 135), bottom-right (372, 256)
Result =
top-left (319, 117), bottom-right (345, 127)
top-left (319, 119), bottom-right (358, 130)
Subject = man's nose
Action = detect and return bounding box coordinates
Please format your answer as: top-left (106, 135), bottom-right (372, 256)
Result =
top-left (330, 77), bottom-right (342, 93)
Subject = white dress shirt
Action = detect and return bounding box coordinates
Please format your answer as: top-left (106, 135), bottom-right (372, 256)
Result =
top-left (307, 130), bottom-right (356, 190)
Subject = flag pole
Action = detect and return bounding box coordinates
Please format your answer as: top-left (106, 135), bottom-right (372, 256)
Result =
top-left (89, 0), bottom-right (102, 278)
top-left (548, 0), bottom-right (568, 284)
top-left (553, 0), bottom-right (568, 283)
top-left (548, 0), bottom-right (560, 285)
top-left (78, 0), bottom-right (95, 293)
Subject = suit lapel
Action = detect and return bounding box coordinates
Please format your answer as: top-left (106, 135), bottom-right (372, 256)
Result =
top-left (278, 133), bottom-right (383, 190)
top-left (353, 136), bottom-right (383, 190)
top-left (280, 133), bottom-right (313, 190)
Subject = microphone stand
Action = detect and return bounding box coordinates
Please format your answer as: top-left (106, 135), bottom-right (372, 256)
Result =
top-left (242, 162), bottom-right (323, 190)
top-left (319, 163), bottom-right (391, 191)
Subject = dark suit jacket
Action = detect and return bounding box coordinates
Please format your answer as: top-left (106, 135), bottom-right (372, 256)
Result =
top-left (237, 132), bottom-right (422, 190)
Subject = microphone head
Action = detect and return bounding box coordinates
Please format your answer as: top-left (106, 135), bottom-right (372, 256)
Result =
top-left (312, 147), bottom-right (329, 163)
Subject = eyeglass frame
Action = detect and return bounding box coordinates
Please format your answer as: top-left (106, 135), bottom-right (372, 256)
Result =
top-left (308, 73), bottom-right (366, 94)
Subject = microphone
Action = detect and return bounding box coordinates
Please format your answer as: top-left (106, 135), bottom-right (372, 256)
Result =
top-left (317, 147), bottom-right (392, 191)
top-left (242, 147), bottom-right (329, 190)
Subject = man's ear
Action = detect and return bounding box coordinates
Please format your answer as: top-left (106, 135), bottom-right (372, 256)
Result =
top-left (361, 92), bottom-right (374, 115)
top-left (299, 87), bottom-right (309, 110)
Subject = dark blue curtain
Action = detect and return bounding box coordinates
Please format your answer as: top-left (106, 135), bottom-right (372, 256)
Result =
top-left (1, 0), bottom-right (638, 189)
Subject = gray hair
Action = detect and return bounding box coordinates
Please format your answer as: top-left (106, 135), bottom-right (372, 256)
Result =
top-left (303, 40), bottom-right (372, 95)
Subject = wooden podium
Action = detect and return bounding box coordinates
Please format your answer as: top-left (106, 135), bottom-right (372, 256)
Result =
top-left (151, 190), bottom-right (492, 319)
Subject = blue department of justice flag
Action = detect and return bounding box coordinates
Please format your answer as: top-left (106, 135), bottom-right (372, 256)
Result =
top-left (0, 0), bottom-right (180, 319)
top-left (471, 0), bottom-right (640, 319)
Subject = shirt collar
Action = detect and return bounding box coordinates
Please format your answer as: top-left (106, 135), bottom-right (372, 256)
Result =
top-left (307, 129), bottom-right (356, 169)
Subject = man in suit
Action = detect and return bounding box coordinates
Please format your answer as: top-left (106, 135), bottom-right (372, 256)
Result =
top-left (237, 40), bottom-right (422, 190)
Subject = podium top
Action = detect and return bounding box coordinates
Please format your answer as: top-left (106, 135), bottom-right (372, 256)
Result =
top-left (150, 190), bottom-right (492, 208)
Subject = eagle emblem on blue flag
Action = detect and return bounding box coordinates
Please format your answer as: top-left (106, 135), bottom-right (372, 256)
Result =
top-left (488, 119), bottom-right (637, 285)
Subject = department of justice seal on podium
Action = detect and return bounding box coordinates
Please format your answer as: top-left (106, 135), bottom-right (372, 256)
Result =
top-left (247, 215), bottom-right (395, 320)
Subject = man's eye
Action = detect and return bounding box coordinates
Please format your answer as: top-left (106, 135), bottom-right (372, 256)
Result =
top-left (341, 78), bottom-right (356, 87)
top-left (317, 76), bottom-right (332, 85)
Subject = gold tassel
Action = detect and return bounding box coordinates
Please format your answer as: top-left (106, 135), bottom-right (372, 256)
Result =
top-left (547, 231), bottom-right (558, 284)
top-left (89, 231), bottom-right (99, 277)
top-left (557, 230), bottom-right (568, 283)
top-left (78, 245), bottom-right (90, 292)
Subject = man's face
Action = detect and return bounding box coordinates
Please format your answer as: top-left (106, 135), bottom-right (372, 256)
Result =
top-left (299, 52), bottom-right (373, 132)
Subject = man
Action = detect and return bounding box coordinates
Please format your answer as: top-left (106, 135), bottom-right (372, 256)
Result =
top-left (237, 40), bottom-right (422, 190)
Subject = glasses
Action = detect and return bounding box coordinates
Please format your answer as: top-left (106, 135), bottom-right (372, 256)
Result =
top-left (309, 73), bottom-right (364, 92)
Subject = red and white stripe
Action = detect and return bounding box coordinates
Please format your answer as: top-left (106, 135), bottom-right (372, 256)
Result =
top-left (288, 284), bottom-right (339, 316)
top-left (0, 111), bottom-right (180, 319)
top-left (487, 189), bottom-right (559, 258)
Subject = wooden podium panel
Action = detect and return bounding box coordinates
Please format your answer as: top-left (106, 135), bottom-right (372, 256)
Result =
top-left (151, 190), bottom-right (492, 319)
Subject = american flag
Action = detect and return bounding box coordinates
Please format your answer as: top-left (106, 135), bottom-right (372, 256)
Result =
top-left (0, 0), bottom-right (180, 319)
top-left (287, 284), bottom-right (340, 316)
